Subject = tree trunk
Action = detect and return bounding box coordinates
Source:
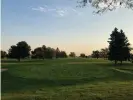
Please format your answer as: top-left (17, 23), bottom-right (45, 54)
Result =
top-left (18, 58), bottom-right (20, 62)
top-left (120, 60), bottom-right (122, 65)
top-left (115, 60), bottom-right (117, 65)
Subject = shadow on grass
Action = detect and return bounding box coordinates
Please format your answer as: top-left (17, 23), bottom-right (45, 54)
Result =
top-left (95, 62), bottom-right (133, 67)
top-left (2, 69), bottom-right (133, 93)
top-left (1, 71), bottom-right (101, 93)
top-left (1, 59), bottom-right (51, 64)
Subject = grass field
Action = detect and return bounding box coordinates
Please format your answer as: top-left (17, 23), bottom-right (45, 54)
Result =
top-left (1, 58), bottom-right (133, 100)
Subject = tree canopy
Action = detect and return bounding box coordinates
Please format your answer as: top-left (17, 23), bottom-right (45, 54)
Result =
top-left (1, 50), bottom-right (7, 58)
top-left (91, 50), bottom-right (100, 59)
top-left (31, 47), bottom-right (44, 59)
top-left (100, 48), bottom-right (109, 59)
top-left (80, 53), bottom-right (86, 58)
top-left (69, 52), bottom-right (76, 57)
top-left (8, 41), bottom-right (31, 61)
top-left (31, 46), bottom-right (67, 59)
top-left (79, 0), bottom-right (133, 13)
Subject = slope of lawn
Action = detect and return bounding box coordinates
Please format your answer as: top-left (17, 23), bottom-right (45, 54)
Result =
top-left (1, 58), bottom-right (133, 100)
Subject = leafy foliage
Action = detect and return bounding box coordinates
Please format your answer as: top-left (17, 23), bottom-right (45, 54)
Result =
top-left (80, 53), bottom-right (86, 58)
top-left (100, 48), bottom-right (109, 59)
top-left (8, 41), bottom-right (31, 61)
top-left (69, 52), bottom-right (76, 57)
top-left (45, 47), bottom-right (56, 59)
top-left (31, 47), bottom-right (44, 59)
top-left (60, 51), bottom-right (67, 58)
top-left (31, 46), bottom-right (67, 59)
top-left (78, 0), bottom-right (133, 13)
top-left (1, 50), bottom-right (7, 58)
top-left (91, 50), bottom-right (100, 59)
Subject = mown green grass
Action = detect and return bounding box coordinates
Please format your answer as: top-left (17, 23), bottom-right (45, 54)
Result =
top-left (1, 58), bottom-right (133, 100)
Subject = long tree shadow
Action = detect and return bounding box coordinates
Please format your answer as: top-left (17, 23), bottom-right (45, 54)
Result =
top-left (1, 59), bottom-right (45, 63)
top-left (95, 62), bottom-right (133, 67)
top-left (2, 69), bottom-right (133, 93)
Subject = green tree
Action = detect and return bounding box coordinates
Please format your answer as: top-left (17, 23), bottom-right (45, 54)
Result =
top-left (32, 47), bottom-right (43, 59)
top-left (45, 47), bottom-right (56, 59)
top-left (100, 48), bottom-right (109, 59)
top-left (79, 0), bottom-right (133, 13)
top-left (8, 41), bottom-right (31, 61)
top-left (1, 50), bottom-right (7, 58)
top-left (108, 28), bottom-right (131, 65)
top-left (91, 50), bottom-right (100, 59)
top-left (60, 51), bottom-right (67, 58)
top-left (69, 52), bottom-right (76, 57)
top-left (80, 53), bottom-right (86, 58)
top-left (55, 47), bottom-right (60, 58)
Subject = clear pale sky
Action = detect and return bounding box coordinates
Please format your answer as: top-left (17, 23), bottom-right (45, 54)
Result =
top-left (1, 0), bottom-right (133, 55)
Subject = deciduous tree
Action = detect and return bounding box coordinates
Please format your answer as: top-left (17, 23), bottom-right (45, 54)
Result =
top-left (78, 0), bottom-right (133, 13)
top-left (8, 41), bottom-right (31, 61)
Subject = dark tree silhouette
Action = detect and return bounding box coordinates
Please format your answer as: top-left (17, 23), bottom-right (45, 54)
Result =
top-left (100, 48), bottom-right (109, 59)
top-left (55, 47), bottom-right (60, 58)
top-left (80, 53), bottom-right (86, 58)
top-left (8, 41), bottom-right (31, 61)
top-left (130, 54), bottom-right (133, 63)
top-left (31, 47), bottom-right (44, 59)
top-left (42, 45), bottom-right (47, 59)
top-left (1, 50), bottom-right (7, 58)
top-left (60, 51), bottom-right (67, 58)
top-left (108, 28), bottom-right (131, 65)
top-left (91, 50), bottom-right (100, 59)
top-left (31, 46), bottom-right (67, 59)
top-left (69, 52), bottom-right (76, 57)
top-left (78, 0), bottom-right (133, 13)
top-left (45, 47), bottom-right (56, 59)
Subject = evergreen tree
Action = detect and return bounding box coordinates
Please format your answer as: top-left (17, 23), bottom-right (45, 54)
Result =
top-left (108, 28), bottom-right (131, 64)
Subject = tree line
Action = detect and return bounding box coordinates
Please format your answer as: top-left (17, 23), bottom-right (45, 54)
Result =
top-left (91, 48), bottom-right (109, 59)
top-left (1, 28), bottom-right (133, 64)
top-left (1, 42), bottom-right (70, 61)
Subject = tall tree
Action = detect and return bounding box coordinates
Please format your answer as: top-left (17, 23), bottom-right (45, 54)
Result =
top-left (1, 50), bottom-right (7, 58)
top-left (79, 0), bottom-right (133, 13)
top-left (108, 28), bottom-right (131, 64)
top-left (8, 41), bottom-right (31, 61)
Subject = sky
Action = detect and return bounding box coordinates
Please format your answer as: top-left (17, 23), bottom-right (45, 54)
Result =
top-left (1, 0), bottom-right (133, 55)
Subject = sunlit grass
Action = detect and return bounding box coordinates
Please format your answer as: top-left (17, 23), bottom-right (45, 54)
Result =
top-left (1, 58), bottom-right (133, 100)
